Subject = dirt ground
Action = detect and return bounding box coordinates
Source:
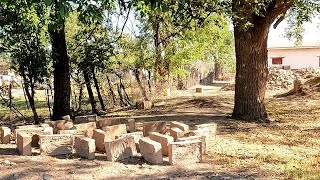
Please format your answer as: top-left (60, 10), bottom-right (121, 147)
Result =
top-left (1, 86), bottom-right (320, 180)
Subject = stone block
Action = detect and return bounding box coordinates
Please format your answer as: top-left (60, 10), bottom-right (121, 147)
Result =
top-left (170, 121), bottom-right (189, 132)
top-left (139, 137), bottom-right (163, 165)
top-left (97, 118), bottom-right (121, 128)
top-left (51, 120), bottom-right (74, 134)
top-left (196, 87), bottom-right (202, 93)
top-left (39, 134), bottom-right (74, 156)
top-left (58, 129), bottom-right (87, 136)
top-left (16, 125), bottom-right (40, 129)
top-left (189, 128), bottom-right (211, 141)
top-left (74, 122), bottom-right (97, 138)
top-left (116, 132), bottom-right (143, 152)
top-left (74, 114), bottom-right (98, 123)
top-left (17, 132), bottom-right (32, 156)
top-left (195, 123), bottom-right (217, 138)
top-left (149, 132), bottom-right (174, 156)
top-left (170, 128), bottom-right (185, 141)
top-left (92, 129), bottom-right (112, 152)
top-left (136, 101), bottom-right (153, 110)
top-left (143, 121), bottom-right (167, 136)
top-left (102, 124), bottom-right (127, 139)
top-left (177, 136), bottom-right (206, 155)
top-left (75, 136), bottom-right (95, 160)
top-left (168, 140), bottom-right (202, 165)
top-left (120, 118), bottom-right (136, 133)
top-left (104, 136), bottom-right (137, 162)
top-left (1, 126), bottom-right (11, 144)
top-left (15, 127), bottom-right (53, 147)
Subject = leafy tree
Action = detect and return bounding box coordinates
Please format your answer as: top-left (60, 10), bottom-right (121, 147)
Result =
top-left (0, 1), bottom-right (50, 124)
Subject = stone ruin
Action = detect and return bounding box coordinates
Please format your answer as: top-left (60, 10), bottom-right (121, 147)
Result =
top-left (0, 114), bottom-right (217, 165)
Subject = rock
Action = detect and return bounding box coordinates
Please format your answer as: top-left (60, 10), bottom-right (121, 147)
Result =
top-left (74, 114), bottom-right (98, 123)
top-left (92, 129), bottom-right (112, 152)
top-left (74, 136), bottom-right (95, 160)
top-left (39, 134), bottom-right (74, 156)
top-left (170, 128), bottom-right (185, 141)
top-left (102, 124), bottom-right (127, 139)
top-left (104, 136), bottom-right (137, 162)
top-left (170, 121), bottom-right (189, 132)
top-left (139, 137), bottom-right (163, 165)
top-left (16, 132), bottom-right (32, 156)
top-left (0, 126), bottom-right (11, 144)
top-left (149, 132), bottom-right (174, 156)
top-left (136, 101), bottom-right (153, 110)
top-left (143, 121), bottom-right (167, 136)
top-left (168, 140), bottom-right (202, 165)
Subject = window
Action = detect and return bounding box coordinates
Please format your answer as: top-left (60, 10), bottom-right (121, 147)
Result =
top-left (272, 57), bottom-right (283, 65)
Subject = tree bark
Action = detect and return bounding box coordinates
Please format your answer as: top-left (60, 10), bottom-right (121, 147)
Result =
top-left (106, 75), bottom-right (116, 106)
top-left (49, 22), bottom-right (71, 120)
top-left (83, 69), bottom-right (97, 113)
top-left (77, 83), bottom-right (83, 112)
top-left (214, 62), bottom-right (223, 81)
top-left (91, 66), bottom-right (106, 111)
top-left (22, 75), bottom-right (39, 124)
top-left (134, 68), bottom-right (148, 101)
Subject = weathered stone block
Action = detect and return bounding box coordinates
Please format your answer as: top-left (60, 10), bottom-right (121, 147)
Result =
top-left (16, 125), bottom-right (40, 129)
top-left (149, 132), bottom-right (174, 156)
top-left (170, 128), bottom-right (184, 141)
top-left (102, 124), bottom-right (127, 139)
top-left (15, 127), bottom-right (53, 147)
top-left (170, 121), bottom-right (189, 132)
top-left (136, 101), bottom-right (153, 110)
top-left (75, 136), bottom-right (95, 160)
top-left (116, 132), bottom-right (143, 152)
top-left (51, 120), bottom-right (74, 134)
top-left (1, 126), bottom-right (11, 144)
top-left (97, 118), bottom-right (121, 128)
top-left (74, 114), bottom-right (98, 123)
top-left (58, 129), bottom-right (87, 136)
top-left (17, 132), bottom-right (32, 156)
top-left (139, 137), bottom-right (163, 165)
top-left (39, 134), bottom-right (74, 156)
top-left (195, 123), bottom-right (217, 139)
top-left (92, 129), bottom-right (112, 152)
top-left (177, 136), bottom-right (206, 155)
top-left (104, 136), bottom-right (137, 162)
top-left (121, 118), bottom-right (135, 133)
top-left (74, 122), bottom-right (97, 138)
top-left (189, 128), bottom-right (211, 141)
top-left (143, 121), bottom-right (167, 136)
top-left (168, 140), bottom-right (202, 165)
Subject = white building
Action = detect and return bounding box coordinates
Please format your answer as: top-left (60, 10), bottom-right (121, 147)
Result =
top-left (268, 42), bottom-right (320, 69)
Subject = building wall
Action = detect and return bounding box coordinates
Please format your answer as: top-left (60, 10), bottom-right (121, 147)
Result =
top-left (268, 47), bottom-right (320, 69)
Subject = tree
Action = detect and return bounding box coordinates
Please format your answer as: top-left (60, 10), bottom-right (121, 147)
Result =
top-left (0, 1), bottom-right (50, 124)
top-left (231, 0), bottom-right (320, 122)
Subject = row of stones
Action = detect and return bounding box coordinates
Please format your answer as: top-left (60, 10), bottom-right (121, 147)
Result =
top-left (1, 115), bottom-right (216, 165)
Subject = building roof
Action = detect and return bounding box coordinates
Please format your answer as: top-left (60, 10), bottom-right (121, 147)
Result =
top-left (268, 42), bottom-right (320, 50)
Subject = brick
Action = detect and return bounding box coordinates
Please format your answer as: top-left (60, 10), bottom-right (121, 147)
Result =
top-left (102, 124), bottom-right (127, 139)
top-left (168, 140), bottom-right (202, 165)
top-left (17, 132), bottom-right (32, 156)
top-left (39, 134), bottom-right (74, 156)
top-left (170, 128), bottom-right (185, 141)
top-left (104, 136), bottom-right (137, 162)
top-left (136, 101), bottom-right (153, 109)
top-left (74, 114), bottom-right (98, 123)
top-left (116, 132), bottom-right (143, 152)
top-left (149, 132), bottom-right (174, 156)
top-left (92, 129), bottom-right (112, 152)
top-left (170, 121), bottom-right (189, 132)
top-left (143, 121), bottom-right (167, 136)
top-left (139, 137), bottom-right (163, 165)
top-left (1, 126), bottom-right (11, 144)
top-left (195, 123), bottom-right (217, 138)
top-left (177, 136), bottom-right (206, 155)
top-left (74, 122), bottom-right (97, 138)
top-left (75, 136), bottom-right (95, 160)
top-left (196, 87), bottom-right (202, 93)
top-left (126, 119), bottom-right (136, 132)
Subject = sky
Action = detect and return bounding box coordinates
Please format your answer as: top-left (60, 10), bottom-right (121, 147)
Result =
top-left (268, 17), bottom-right (320, 46)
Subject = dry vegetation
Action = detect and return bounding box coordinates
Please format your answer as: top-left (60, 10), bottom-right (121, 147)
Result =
top-left (1, 86), bottom-right (320, 179)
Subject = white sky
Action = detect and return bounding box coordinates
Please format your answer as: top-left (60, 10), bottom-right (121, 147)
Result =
top-left (268, 17), bottom-right (320, 46)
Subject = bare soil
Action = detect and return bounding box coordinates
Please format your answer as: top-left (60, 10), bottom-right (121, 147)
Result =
top-left (1, 86), bottom-right (320, 179)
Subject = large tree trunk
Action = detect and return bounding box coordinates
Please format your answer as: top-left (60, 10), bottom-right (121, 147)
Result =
top-left (231, 21), bottom-right (270, 122)
top-left (77, 83), bottom-right (83, 112)
top-left (91, 66), bottom-right (106, 111)
top-left (49, 22), bottom-right (71, 120)
top-left (83, 69), bottom-right (97, 113)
